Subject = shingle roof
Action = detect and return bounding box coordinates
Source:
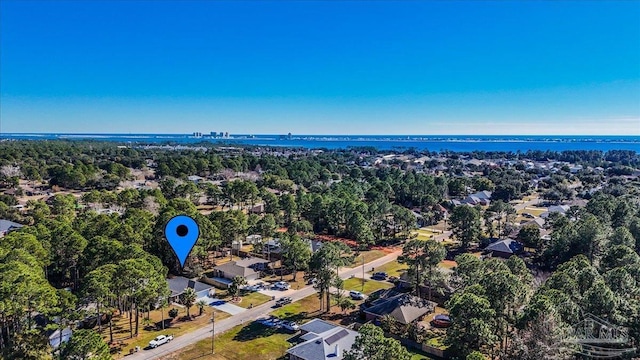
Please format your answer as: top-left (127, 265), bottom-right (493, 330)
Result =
top-left (213, 257), bottom-right (269, 278)
top-left (524, 218), bottom-right (545, 228)
top-left (0, 219), bottom-right (23, 234)
top-left (287, 320), bottom-right (358, 360)
top-left (299, 319), bottom-right (338, 335)
top-left (167, 276), bottom-right (213, 297)
top-left (485, 239), bottom-right (523, 255)
top-left (365, 293), bottom-right (435, 325)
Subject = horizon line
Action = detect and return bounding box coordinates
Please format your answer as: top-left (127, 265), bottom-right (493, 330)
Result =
top-left (2, 132), bottom-right (639, 137)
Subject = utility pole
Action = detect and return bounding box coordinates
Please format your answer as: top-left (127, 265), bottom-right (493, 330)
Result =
top-left (361, 254), bottom-right (365, 292)
top-left (210, 312), bottom-right (215, 354)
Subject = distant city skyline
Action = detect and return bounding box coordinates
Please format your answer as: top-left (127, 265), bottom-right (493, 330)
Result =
top-left (1, 1), bottom-right (639, 135)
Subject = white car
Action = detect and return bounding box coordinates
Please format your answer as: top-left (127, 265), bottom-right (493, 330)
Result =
top-left (273, 281), bottom-right (291, 290)
top-left (349, 290), bottom-right (365, 300)
top-left (282, 321), bottom-right (300, 332)
top-left (148, 334), bottom-right (173, 348)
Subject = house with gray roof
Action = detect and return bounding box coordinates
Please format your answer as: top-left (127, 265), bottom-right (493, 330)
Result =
top-left (287, 319), bottom-right (358, 360)
top-left (363, 291), bottom-right (435, 325)
top-left (167, 276), bottom-right (215, 303)
top-left (484, 238), bottom-right (524, 258)
top-left (211, 257), bottom-right (269, 284)
top-left (0, 219), bottom-right (23, 237)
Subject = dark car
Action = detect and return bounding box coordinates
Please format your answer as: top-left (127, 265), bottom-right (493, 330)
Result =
top-left (371, 272), bottom-right (388, 280)
top-left (275, 297), bottom-right (293, 307)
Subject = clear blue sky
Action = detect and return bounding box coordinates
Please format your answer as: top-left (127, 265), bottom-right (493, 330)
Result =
top-left (1, 0), bottom-right (639, 135)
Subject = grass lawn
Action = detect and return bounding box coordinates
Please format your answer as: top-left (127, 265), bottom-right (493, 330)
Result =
top-left (352, 249), bottom-right (387, 267)
top-left (342, 278), bottom-right (393, 295)
top-left (425, 336), bottom-right (448, 350)
top-left (519, 206), bottom-right (547, 217)
top-left (234, 291), bottom-right (272, 309)
top-left (271, 294), bottom-right (322, 321)
top-left (110, 306), bottom-right (230, 358)
top-left (169, 322), bottom-right (292, 360)
top-left (413, 228), bottom-right (439, 241)
top-left (367, 260), bottom-right (408, 277)
top-left (408, 348), bottom-right (437, 360)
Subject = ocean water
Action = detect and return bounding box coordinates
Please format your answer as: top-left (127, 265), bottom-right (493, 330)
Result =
top-left (2, 133), bottom-right (640, 153)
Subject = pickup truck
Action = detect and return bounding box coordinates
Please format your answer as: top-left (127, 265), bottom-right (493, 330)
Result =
top-left (148, 334), bottom-right (173, 348)
top-left (275, 297), bottom-right (293, 307)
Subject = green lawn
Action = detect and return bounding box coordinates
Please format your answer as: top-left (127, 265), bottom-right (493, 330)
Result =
top-left (235, 291), bottom-right (272, 309)
top-left (408, 348), bottom-right (437, 360)
top-left (342, 277), bottom-right (393, 295)
top-left (367, 260), bottom-right (408, 277)
top-left (413, 228), bottom-right (440, 241)
top-left (519, 206), bottom-right (547, 217)
top-left (172, 322), bottom-right (291, 360)
top-left (352, 249), bottom-right (387, 267)
top-left (271, 294), bottom-right (322, 321)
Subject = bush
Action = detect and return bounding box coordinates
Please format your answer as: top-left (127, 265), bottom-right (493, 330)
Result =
top-left (168, 308), bottom-right (179, 319)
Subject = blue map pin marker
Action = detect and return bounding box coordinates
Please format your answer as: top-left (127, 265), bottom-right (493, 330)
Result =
top-left (165, 215), bottom-right (200, 268)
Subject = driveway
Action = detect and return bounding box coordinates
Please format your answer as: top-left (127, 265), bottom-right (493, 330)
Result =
top-left (202, 298), bottom-right (246, 316)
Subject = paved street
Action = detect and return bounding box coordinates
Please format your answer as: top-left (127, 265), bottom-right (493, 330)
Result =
top-left (127, 250), bottom-right (401, 360)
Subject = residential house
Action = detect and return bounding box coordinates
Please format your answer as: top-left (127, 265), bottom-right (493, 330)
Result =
top-left (0, 219), bottom-right (23, 237)
top-left (211, 257), bottom-right (269, 285)
top-left (306, 238), bottom-right (323, 253)
top-left (541, 205), bottom-right (570, 218)
top-left (484, 238), bottom-right (524, 259)
top-left (522, 218), bottom-right (545, 229)
top-left (49, 327), bottom-right (72, 349)
top-left (461, 190), bottom-right (492, 206)
top-left (187, 175), bottom-right (205, 183)
top-left (245, 234), bottom-right (263, 245)
top-left (167, 276), bottom-right (215, 303)
top-left (249, 203), bottom-right (265, 214)
top-left (362, 290), bottom-right (435, 325)
top-left (286, 319), bottom-right (358, 360)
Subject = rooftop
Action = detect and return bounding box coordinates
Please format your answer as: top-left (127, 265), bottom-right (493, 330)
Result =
top-left (167, 276), bottom-right (213, 297)
top-left (287, 319), bottom-right (358, 360)
top-left (365, 291), bottom-right (435, 325)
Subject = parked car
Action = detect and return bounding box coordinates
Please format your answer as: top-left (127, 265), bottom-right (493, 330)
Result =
top-left (257, 316), bottom-right (277, 327)
top-left (349, 290), bottom-right (365, 300)
top-left (148, 334), bottom-right (173, 348)
top-left (282, 321), bottom-right (300, 332)
top-left (275, 297), bottom-right (293, 307)
top-left (273, 281), bottom-right (291, 290)
top-left (371, 272), bottom-right (388, 280)
top-left (431, 314), bottom-right (452, 328)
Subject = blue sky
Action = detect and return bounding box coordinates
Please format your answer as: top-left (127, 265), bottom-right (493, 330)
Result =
top-left (1, 1), bottom-right (639, 135)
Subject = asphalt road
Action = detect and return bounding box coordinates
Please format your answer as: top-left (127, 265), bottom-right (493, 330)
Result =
top-left (127, 250), bottom-right (401, 360)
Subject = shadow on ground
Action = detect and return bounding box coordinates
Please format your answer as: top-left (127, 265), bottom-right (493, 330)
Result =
top-left (232, 322), bottom-right (279, 341)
